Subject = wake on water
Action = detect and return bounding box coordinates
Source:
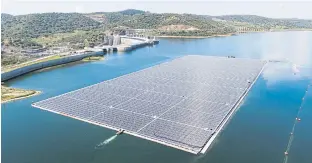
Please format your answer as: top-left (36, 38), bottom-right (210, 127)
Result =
top-left (95, 135), bottom-right (118, 149)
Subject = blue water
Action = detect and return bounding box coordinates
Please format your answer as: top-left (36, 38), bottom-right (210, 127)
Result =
top-left (2, 31), bottom-right (312, 163)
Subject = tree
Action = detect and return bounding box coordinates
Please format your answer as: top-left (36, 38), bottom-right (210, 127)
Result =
top-left (3, 39), bottom-right (10, 46)
top-left (84, 39), bottom-right (89, 47)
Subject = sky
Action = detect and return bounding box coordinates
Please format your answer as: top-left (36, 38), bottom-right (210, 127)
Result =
top-left (1, 0), bottom-right (312, 19)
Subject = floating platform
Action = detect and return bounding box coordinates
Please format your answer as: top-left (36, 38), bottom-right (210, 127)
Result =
top-left (32, 55), bottom-right (266, 154)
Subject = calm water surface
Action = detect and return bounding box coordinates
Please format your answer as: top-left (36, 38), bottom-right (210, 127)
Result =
top-left (2, 31), bottom-right (312, 163)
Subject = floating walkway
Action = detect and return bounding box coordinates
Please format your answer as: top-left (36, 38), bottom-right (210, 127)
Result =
top-left (283, 80), bottom-right (311, 163)
top-left (32, 55), bottom-right (266, 154)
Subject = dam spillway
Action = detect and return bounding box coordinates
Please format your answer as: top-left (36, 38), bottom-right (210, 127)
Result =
top-left (32, 55), bottom-right (266, 154)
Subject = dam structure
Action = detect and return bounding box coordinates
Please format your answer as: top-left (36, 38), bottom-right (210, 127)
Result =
top-left (32, 55), bottom-right (266, 154)
top-left (88, 36), bottom-right (159, 53)
top-left (1, 36), bottom-right (159, 82)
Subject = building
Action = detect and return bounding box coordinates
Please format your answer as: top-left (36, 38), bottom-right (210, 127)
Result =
top-left (108, 35), bottom-right (114, 46)
top-left (113, 35), bottom-right (121, 45)
top-left (103, 36), bottom-right (109, 45)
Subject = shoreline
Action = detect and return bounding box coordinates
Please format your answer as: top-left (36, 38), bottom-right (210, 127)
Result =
top-left (1, 87), bottom-right (41, 104)
top-left (1, 53), bottom-right (103, 74)
top-left (156, 29), bottom-right (312, 39)
top-left (82, 56), bottom-right (105, 61)
top-left (156, 33), bottom-right (234, 39)
top-left (34, 56), bottom-right (105, 73)
top-left (1, 56), bottom-right (106, 103)
top-left (1, 36), bottom-right (150, 79)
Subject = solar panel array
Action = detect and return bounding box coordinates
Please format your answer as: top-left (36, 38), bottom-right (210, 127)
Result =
top-left (33, 55), bottom-right (266, 154)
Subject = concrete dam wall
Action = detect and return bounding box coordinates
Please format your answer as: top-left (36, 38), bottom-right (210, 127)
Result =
top-left (2, 37), bottom-right (159, 82)
top-left (1, 51), bottom-right (102, 82)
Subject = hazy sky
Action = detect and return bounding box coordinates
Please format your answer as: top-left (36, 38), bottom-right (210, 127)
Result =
top-left (2, 0), bottom-right (312, 19)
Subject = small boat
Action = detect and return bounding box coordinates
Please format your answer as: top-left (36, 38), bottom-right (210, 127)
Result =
top-left (116, 129), bottom-right (125, 135)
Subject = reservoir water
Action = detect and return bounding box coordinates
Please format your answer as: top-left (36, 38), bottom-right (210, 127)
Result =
top-left (2, 31), bottom-right (312, 163)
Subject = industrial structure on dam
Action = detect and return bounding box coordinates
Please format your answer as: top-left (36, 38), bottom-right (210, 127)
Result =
top-left (1, 33), bottom-right (159, 81)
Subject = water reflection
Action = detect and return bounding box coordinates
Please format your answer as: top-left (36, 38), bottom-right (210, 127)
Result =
top-left (245, 31), bottom-right (312, 86)
top-left (257, 31), bottom-right (312, 67)
top-left (262, 62), bottom-right (312, 87)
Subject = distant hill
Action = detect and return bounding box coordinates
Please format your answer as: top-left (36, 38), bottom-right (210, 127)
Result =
top-left (86, 12), bottom-right (236, 36)
top-left (2, 9), bottom-right (312, 48)
top-left (118, 9), bottom-right (146, 15)
top-left (85, 9), bottom-right (147, 23)
top-left (216, 15), bottom-right (312, 29)
top-left (86, 10), bottom-right (312, 34)
top-left (1, 13), bottom-right (15, 24)
top-left (1, 13), bottom-right (100, 39)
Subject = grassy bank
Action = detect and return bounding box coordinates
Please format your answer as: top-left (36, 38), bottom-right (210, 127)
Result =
top-left (1, 85), bottom-right (41, 103)
top-left (82, 56), bottom-right (104, 61)
top-left (1, 55), bottom-right (105, 103)
top-left (1, 53), bottom-right (105, 97)
top-left (2, 52), bottom-right (106, 74)
top-left (2, 55), bottom-right (64, 73)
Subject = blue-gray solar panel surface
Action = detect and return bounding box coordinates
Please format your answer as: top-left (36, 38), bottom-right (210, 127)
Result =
top-left (33, 55), bottom-right (266, 154)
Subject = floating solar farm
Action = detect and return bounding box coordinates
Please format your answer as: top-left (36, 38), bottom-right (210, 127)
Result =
top-left (32, 55), bottom-right (266, 154)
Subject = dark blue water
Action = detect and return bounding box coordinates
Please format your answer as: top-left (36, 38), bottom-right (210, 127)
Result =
top-left (2, 31), bottom-right (312, 163)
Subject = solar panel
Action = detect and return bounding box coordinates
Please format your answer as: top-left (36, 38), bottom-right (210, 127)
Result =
top-left (32, 55), bottom-right (266, 154)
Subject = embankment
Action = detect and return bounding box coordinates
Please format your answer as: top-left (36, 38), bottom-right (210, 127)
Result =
top-left (1, 37), bottom-right (159, 82)
top-left (1, 51), bottom-right (102, 82)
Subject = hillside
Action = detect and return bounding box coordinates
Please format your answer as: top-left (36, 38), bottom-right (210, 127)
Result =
top-left (86, 12), bottom-right (236, 36)
top-left (118, 9), bottom-right (146, 15)
top-left (1, 13), bottom-right (15, 23)
top-left (1, 12), bottom-right (101, 47)
top-left (86, 10), bottom-right (312, 35)
top-left (216, 15), bottom-right (312, 29)
top-left (2, 9), bottom-right (312, 49)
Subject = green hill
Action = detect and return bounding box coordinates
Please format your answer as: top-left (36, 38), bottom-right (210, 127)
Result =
top-left (87, 10), bottom-right (312, 35)
top-left (87, 12), bottom-right (236, 36)
top-left (1, 13), bottom-right (15, 23)
top-left (118, 9), bottom-right (146, 15)
top-left (1, 12), bottom-right (101, 48)
top-left (216, 15), bottom-right (312, 29)
top-left (1, 13), bottom-right (100, 39)
top-left (2, 9), bottom-right (312, 48)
